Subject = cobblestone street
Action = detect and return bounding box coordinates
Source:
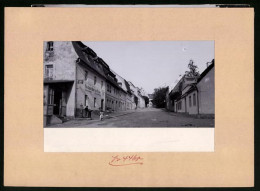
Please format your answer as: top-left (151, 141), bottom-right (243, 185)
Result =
top-left (47, 108), bottom-right (214, 128)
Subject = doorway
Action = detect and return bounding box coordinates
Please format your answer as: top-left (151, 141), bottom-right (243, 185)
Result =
top-left (53, 89), bottom-right (62, 115)
top-left (101, 99), bottom-right (104, 111)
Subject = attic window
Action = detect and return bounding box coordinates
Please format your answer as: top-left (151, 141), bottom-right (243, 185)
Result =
top-left (47, 41), bottom-right (53, 51)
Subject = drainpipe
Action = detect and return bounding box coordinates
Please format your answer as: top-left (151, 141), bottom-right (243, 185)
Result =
top-left (74, 60), bottom-right (77, 118)
top-left (196, 88), bottom-right (200, 116)
top-left (184, 97), bottom-right (187, 113)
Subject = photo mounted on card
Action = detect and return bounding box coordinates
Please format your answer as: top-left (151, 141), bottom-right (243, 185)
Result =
top-left (43, 41), bottom-right (215, 152)
top-left (4, 6), bottom-right (254, 187)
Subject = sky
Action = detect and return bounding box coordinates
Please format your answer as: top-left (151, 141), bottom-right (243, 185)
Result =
top-left (83, 41), bottom-right (214, 94)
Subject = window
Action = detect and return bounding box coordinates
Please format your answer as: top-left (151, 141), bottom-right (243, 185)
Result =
top-left (94, 98), bottom-right (96, 108)
top-left (85, 71), bottom-right (88, 80)
top-left (94, 76), bottom-right (97, 85)
top-left (189, 96), bottom-right (191, 107)
top-left (46, 41), bottom-right (54, 51)
top-left (48, 89), bottom-right (54, 105)
top-left (101, 81), bottom-right (103, 88)
top-left (107, 84), bottom-right (112, 93)
top-left (193, 93), bottom-right (196, 106)
top-left (45, 65), bottom-right (53, 78)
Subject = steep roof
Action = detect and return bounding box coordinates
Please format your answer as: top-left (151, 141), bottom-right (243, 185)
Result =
top-left (72, 41), bottom-right (106, 78)
top-left (124, 80), bottom-right (132, 94)
top-left (197, 61), bottom-right (214, 83)
top-left (72, 41), bottom-right (135, 93)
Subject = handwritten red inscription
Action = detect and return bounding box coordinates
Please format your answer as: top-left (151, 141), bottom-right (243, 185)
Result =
top-left (109, 154), bottom-right (144, 166)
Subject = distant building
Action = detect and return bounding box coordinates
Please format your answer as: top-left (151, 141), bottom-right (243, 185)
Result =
top-left (124, 80), bottom-right (135, 110)
top-left (148, 94), bottom-right (154, 107)
top-left (113, 71), bottom-right (135, 111)
top-left (128, 81), bottom-right (146, 109)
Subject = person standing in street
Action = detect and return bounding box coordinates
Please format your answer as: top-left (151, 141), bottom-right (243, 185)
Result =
top-left (87, 105), bottom-right (92, 120)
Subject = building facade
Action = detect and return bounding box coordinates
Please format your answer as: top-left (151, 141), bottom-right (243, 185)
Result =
top-left (128, 81), bottom-right (146, 109)
top-left (72, 41), bottom-right (107, 117)
top-left (148, 94), bottom-right (154, 107)
top-left (171, 60), bottom-right (215, 117)
top-left (168, 75), bottom-right (197, 113)
top-left (197, 62), bottom-right (215, 115)
top-left (43, 41), bottom-right (77, 125)
top-left (43, 41), bottom-right (147, 126)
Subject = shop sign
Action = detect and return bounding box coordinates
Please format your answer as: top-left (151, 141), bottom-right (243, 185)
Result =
top-left (85, 84), bottom-right (101, 95)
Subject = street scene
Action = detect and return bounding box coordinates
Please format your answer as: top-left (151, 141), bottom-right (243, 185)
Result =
top-left (48, 107), bottom-right (214, 128)
top-left (43, 41), bottom-right (214, 128)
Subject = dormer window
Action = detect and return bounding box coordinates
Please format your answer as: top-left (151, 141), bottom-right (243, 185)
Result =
top-left (47, 41), bottom-right (53, 51)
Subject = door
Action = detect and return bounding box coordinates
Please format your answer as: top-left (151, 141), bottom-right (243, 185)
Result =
top-left (53, 89), bottom-right (62, 115)
top-left (101, 99), bottom-right (104, 111)
top-left (61, 91), bottom-right (67, 116)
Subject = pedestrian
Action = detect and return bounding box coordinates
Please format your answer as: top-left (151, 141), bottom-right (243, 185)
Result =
top-left (99, 108), bottom-right (104, 121)
top-left (84, 105), bottom-right (89, 118)
top-left (88, 109), bottom-right (92, 119)
top-left (87, 105), bottom-right (92, 120)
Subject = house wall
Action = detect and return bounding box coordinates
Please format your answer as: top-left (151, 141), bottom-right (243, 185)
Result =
top-left (197, 67), bottom-right (215, 114)
top-left (175, 98), bottom-right (186, 113)
top-left (126, 94), bottom-right (133, 110)
top-left (148, 99), bottom-right (153, 107)
top-left (75, 63), bottom-right (106, 116)
top-left (185, 91), bottom-right (198, 115)
top-left (168, 100), bottom-right (175, 111)
top-left (105, 83), bottom-right (123, 112)
top-left (44, 41), bottom-right (77, 80)
top-left (114, 75), bottom-right (131, 111)
top-left (119, 91), bottom-right (127, 111)
top-left (43, 41), bottom-right (77, 117)
top-left (138, 95), bottom-right (146, 108)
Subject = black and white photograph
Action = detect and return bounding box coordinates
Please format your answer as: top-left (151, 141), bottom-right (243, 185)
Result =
top-left (43, 41), bottom-right (214, 128)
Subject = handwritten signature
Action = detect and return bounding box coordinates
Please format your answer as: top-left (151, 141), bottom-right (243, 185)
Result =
top-left (108, 154), bottom-right (144, 166)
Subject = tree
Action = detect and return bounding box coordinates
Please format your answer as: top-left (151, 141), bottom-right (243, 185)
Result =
top-left (185, 60), bottom-right (200, 77)
top-left (142, 96), bottom-right (149, 107)
top-left (152, 87), bottom-right (168, 108)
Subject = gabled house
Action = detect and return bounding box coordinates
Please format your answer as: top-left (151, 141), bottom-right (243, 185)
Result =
top-left (72, 42), bottom-right (107, 116)
top-left (174, 60), bottom-right (215, 116)
top-left (168, 75), bottom-right (198, 112)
